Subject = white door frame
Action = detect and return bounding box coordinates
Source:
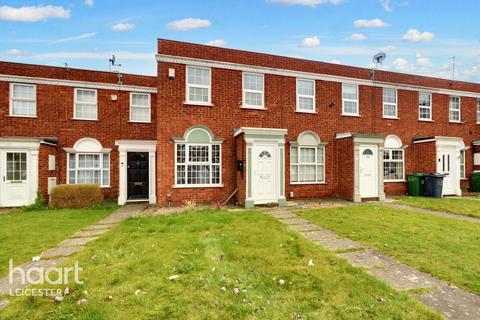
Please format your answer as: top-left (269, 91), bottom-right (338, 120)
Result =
top-left (115, 140), bottom-right (157, 205)
top-left (435, 137), bottom-right (463, 196)
top-left (359, 144), bottom-right (379, 198)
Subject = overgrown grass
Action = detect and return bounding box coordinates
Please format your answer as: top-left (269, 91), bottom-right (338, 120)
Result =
top-left (298, 205), bottom-right (480, 294)
top-left (0, 205), bottom-right (116, 276)
top-left (394, 196), bottom-right (480, 218)
top-left (1, 210), bottom-right (440, 319)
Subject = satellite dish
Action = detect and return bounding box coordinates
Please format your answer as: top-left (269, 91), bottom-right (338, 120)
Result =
top-left (373, 52), bottom-right (387, 65)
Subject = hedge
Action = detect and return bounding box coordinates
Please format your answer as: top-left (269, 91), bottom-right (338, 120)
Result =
top-left (49, 184), bottom-right (103, 209)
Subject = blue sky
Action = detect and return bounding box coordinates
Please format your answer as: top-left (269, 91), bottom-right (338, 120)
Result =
top-left (0, 0), bottom-right (479, 81)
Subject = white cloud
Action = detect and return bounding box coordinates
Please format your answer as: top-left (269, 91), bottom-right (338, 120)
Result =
top-left (0, 5), bottom-right (70, 22)
top-left (402, 29), bottom-right (434, 42)
top-left (354, 18), bottom-right (390, 28)
top-left (205, 39), bottom-right (227, 47)
top-left (51, 32), bottom-right (96, 44)
top-left (111, 23), bottom-right (135, 31)
top-left (379, 0), bottom-right (392, 12)
top-left (166, 18), bottom-right (211, 31)
top-left (392, 57), bottom-right (411, 71)
top-left (300, 36), bottom-right (320, 47)
top-left (267, 0), bottom-right (343, 6)
top-left (85, 0), bottom-right (94, 7)
top-left (415, 53), bottom-right (432, 68)
top-left (380, 45), bottom-right (396, 52)
top-left (330, 59), bottom-right (342, 64)
top-left (4, 49), bottom-right (30, 56)
top-left (346, 33), bottom-right (367, 41)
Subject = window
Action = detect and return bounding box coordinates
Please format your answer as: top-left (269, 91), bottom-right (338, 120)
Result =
top-left (342, 84), bottom-right (359, 116)
top-left (186, 66), bottom-right (211, 104)
top-left (449, 96), bottom-right (461, 122)
top-left (68, 153), bottom-right (110, 187)
top-left (74, 89), bottom-right (97, 120)
top-left (174, 126), bottom-right (222, 187)
top-left (130, 93), bottom-right (151, 122)
top-left (243, 73), bottom-right (264, 108)
top-left (383, 88), bottom-right (397, 118)
top-left (477, 99), bottom-right (480, 124)
top-left (296, 79), bottom-right (315, 112)
top-left (460, 150), bottom-right (466, 179)
top-left (419, 92), bottom-right (432, 120)
top-left (384, 135), bottom-right (405, 182)
top-left (6, 152), bottom-right (27, 181)
top-left (290, 131), bottom-right (325, 184)
top-left (10, 83), bottom-right (36, 117)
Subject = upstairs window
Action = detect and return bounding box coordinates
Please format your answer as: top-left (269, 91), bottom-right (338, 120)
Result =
top-left (383, 88), bottom-right (397, 118)
top-left (419, 92), bottom-right (432, 121)
top-left (74, 88), bottom-right (97, 120)
top-left (342, 84), bottom-right (359, 116)
top-left (243, 73), bottom-right (264, 109)
top-left (130, 93), bottom-right (151, 122)
top-left (290, 131), bottom-right (325, 184)
top-left (186, 66), bottom-right (211, 104)
top-left (10, 83), bottom-right (36, 117)
top-left (449, 96), bottom-right (461, 123)
top-left (296, 79), bottom-right (315, 112)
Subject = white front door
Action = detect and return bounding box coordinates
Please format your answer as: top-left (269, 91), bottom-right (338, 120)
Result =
top-left (253, 144), bottom-right (276, 204)
top-left (1, 151), bottom-right (30, 207)
top-left (438, 150), bottom-right (458, 195)
top-left (359, 145), bottom-right (379, 198)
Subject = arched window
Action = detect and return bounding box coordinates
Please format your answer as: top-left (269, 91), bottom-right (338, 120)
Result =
top-left (173, 126), bottom-right (223, 187)
top-left (290, 131), bottom-right (325, 184)
top-left (384, 135), bottom-right (404, 181)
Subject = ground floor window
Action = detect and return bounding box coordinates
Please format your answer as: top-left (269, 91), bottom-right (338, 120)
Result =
top-left (384, 149), bottom-right (404, 181)
top-left (68, 153), bottom-right (110, 187)
top-left (460, 150), bottom-right (466, 179)
top-left (175, 144), bottom-right (221, 186)
top-left (290, 131), bottom-right (325, 184)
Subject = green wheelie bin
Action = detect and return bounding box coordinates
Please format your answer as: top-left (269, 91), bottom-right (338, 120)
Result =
top-left (407, 173), bottom-right (425, 196)
top-left (472, 172), bottom-right (480, 192)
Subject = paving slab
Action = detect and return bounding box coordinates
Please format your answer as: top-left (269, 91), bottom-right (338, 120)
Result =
top-left (83, 223), bottom-right (117, 230)
top-left (59, 237), bottom-right (98, 247)
top-left (289, 223), bottom-right (321, 232)
top-left (314, 237), bottom-right (360, 251)
top-left (301, 229), bottom-right (338, 241)
top-left (267, 212), bottom-right (297, 219)
top-left (72, 229), bottom-right (110, 238)
top-left (40, 246), bottom-right (84, 259)
top-left (278, 218), bottom-right (311, 225)
top-left (383, 203), bottom-right (480, 224)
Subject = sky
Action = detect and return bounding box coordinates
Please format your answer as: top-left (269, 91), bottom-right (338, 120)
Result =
top-left (0, 0), bottom-right (479, 82)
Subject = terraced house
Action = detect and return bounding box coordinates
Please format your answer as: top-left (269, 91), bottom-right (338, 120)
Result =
top-left (1, 39), bottom-right (480, 208)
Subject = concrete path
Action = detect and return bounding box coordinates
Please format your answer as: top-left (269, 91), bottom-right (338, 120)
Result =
top-left (0, 204), bottom-right (147, 309)
top-left (263, 206), bottom-right (480, 320)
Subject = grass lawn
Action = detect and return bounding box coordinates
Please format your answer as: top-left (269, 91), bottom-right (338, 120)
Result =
top-left (1, 210), bottom-right (440, 319)
top-left (394, 196), bottom-right (480, 218)
top-left (297, 205), bottom-right (480, 295)
top-left (0, 205), bottom-right (116, 277)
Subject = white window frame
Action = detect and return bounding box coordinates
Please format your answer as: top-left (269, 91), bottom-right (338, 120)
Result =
top-left (67, 152), bottom-right (110, 187)
top-left (296, 79), bottom-right (316, 113)
top-left (129, 92), bottom-right (151, 123)
top-left (383, 149), bottom-right (405, 182)
top-left (342, 84), bottom-right (359, 116)
top-left (186, 66), bottom-right (212, 105)
top-left (174, 143), bottom-right (222, 187)
top-left (460, 149), bottom-right (466, 179)
top-left (242, 72), bottom-right (265, 109)
top-left (290, 146), bottom-right (325, 184)
top-left (74, 88), bottom-right (98, 120)
top-left (418, 92), bottom-right (432, 121)
top-left (449, 96), bottom-right (461, 123)
top-left (382, 88), bottom-right (398, 119)
top-left (9, 83), bottom-right (37, 117)
top-left (477, 99), bottom-right (480, 124)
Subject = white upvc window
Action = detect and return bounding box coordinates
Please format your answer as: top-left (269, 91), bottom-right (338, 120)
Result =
top-left (74, 88), bottom-right (98, 120)
top-left (384, 149), bottom-right (405, 181)
top-left (175, 143), bottom-right (221, 187)
top-left (449, 96), bottom-right (461, 123)
top-left (130, 93), bottom-right (151, 122)
top-left (67, 153), bottom-right (110, 187)
top-left (186, 66), bottom-right (211, 105)
top-left (243, 72), bottom-right (264, 109)
top-left (419, 92), bottom-right (432, 121)
top-left (290, 146), bottom-right (325, 184)
top-left (10, 83), bottom-right (36, 117)
top-left (296, 79), bottom-right (315, 112)
top-left (477, 99), bottom-right (480, 124)
top-left (342, 84), bottom-right (359, 116)
top-left (383, 88), bottom-right (397, 118)
top-left (460, 150), bottom-right (466, 179)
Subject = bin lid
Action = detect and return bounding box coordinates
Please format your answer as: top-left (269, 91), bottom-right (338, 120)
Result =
top-left (425, 173), bottom-right (446, 177)
top-left (407, 173), bottom-right (425, 177)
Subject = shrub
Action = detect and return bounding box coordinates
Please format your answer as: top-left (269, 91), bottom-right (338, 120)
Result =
top-left (182, 200), bottom-right (197, 212)
top-left (49, 184), bottom-right (103, 209)
top-left (23, 191), bottom-right (48, 212)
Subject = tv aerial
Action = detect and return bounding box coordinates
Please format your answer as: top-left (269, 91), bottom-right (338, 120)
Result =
top-left (371, 52), bottom-right (387, 81)
top-left (109, 54), bottom-right (122, 71)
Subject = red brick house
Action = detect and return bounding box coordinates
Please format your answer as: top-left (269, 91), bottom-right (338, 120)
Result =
top-left (1, 39), bottom-right (479, 208)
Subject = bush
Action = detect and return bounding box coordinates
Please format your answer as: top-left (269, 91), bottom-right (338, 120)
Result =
top-left (23, 191), bottom-right (48, 212)
top-left (49, 184), bottom-right (103, 209)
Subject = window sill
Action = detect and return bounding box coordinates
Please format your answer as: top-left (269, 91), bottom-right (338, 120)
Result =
top-left (241, 105), bottom-right (266, 110)
top-left (8, 115), bottom-right (37, 118)
top-left (290, 182), bottom-right (327, 185)
top-left (418, 119), bottom-right (434, 122)
top-left (295, 110), bottom-right (317, 114)
top-left (128, 120), bottom-right (152, 124)
top-left (341, 113), bottom-right (361, 117)
top-left (461, 178), bottom-right (468, 181)
top-left (184, 101), bottom-right (214, 107)
top-left (71, 118), bottom-right (99, 121)
top-left (383, 116), bottom-right (399, 120)
top-left (173, 184), bottom-right (224, 189)
top-left (384, 180), bottom-right (406, 183)
top-left (449, 121), bottom-right (463, 124)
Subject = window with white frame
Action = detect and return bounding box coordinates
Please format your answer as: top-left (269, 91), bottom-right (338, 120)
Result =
top-left (383, 88), bottom-right (397, 118)
top-left (174, 126), bottom-right (222, 187)
top-left (74, 88), bottom-right (97, 120)
top-left (460, 150), bottom-right (466, 179)
top-left (290, 131), bottom-right (325, 184)
top-left (10, 83), bottom-right (36, 117)
top-left (384, 135), bottom-right (405, 181)
top-left (296, 79), bottom-right (315, 112)
top-left (342, 84), bottom-right (359, 115)
top-left (68, 153), bottom-right (110, 186)
top-left (243, 73), bottom-right (264, 108)
top-left (186, 66), bottom-right (211, 104)
top-left (419, 92), bottom-right (432, 120)
top-left (130, 93), bottom-right (151, 122)
top-left (477, 99), bottom-right (480, 124)
top-left (449, 96), bottom-right (461, 122)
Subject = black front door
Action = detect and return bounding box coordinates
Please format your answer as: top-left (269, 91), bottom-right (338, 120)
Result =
top-left (127, 152), bottom-right (149, 200)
